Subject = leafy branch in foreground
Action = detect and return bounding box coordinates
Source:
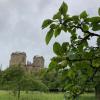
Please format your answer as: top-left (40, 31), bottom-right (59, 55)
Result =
top-left (42, 2), bottom-right (100, 100)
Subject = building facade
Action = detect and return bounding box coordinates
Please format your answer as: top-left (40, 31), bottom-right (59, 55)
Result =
top-left (9, 52), bottom-right (44, 71)
top-left (10, 52), bottom-right (26, 66)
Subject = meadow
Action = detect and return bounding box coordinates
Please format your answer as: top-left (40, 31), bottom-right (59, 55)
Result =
top-left (0, 91), bottom-right (95, 100)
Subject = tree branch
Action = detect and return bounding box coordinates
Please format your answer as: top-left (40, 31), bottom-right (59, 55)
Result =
top-left (72, 25), bottom-right (100, 44)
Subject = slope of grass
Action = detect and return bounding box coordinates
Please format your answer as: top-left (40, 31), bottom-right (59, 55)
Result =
top-left (0, 91), bottom-right (95, 100)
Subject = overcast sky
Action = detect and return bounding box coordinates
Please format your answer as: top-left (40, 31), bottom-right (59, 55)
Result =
top-left (0, 0), bottom-right (100, 70)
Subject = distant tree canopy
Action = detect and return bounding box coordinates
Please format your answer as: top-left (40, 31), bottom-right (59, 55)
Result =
top-left (42, 2), bottom-right (100, 100)
top-left (42, 69), bottom-right (63, 92)
top-left (0, 65), bottom-right (62, 97)
top-left (0, 65), bottom-right (48, 99)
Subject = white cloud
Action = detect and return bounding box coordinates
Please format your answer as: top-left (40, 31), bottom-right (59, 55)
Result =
top-left (0, 0), bottom-right (100, 69)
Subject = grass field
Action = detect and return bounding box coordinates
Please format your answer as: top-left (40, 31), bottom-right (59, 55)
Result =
top-left (0, 91), bottom-right (95, 100)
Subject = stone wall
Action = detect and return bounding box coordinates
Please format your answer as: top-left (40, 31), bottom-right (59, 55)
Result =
top-left (33, 56), bottom-right (44, 68)
top-left (9, 52), bottom-right (26, 66)
top-left (9, 52), bottom-right (45, 71)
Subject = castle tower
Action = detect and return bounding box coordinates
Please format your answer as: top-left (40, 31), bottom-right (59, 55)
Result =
top-left (33, 55), bottom-right (44, 68)
top-left (9, 52), bottom-right (26, 67)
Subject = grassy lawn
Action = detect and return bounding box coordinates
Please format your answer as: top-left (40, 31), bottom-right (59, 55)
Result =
top-left (80, 93), bottom-right (95, 100)
top-left (0, 91), bottom-right (95, 100)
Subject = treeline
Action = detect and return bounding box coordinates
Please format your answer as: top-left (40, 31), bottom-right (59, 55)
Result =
top-left (0, 65), bottom-right (94, 99)
top-left (0, 65), bottom-right (64, 99)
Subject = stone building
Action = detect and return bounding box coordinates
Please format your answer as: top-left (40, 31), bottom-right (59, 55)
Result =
top-left (9, 52), bottom-right (44, 72)
top-left (33, 55), bottom-right (44, 68)
top-left (10, 52), bottom-right (26, 66)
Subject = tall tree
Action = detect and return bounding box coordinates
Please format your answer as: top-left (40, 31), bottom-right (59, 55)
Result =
top-left (1, 65), bottom-right (25, 99)
top-left (42, 2), bottom-right (100, 100)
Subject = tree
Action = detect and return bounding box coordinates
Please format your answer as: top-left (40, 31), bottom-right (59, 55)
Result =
top-left (42, 69), bottom-right (63, 92)
top-left (1, 65), bottom-right (25, 99)
top-left (0, 70), bottom-right (3, 89)
top-left (42, 2), bottom-right (100, 100)
top-left (0, 65), bottom-right (48, 99)
top-left (21, 73), bottom-right (48, 92)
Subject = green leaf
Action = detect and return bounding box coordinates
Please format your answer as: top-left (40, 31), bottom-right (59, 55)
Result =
top-left (91, 17), bottom-right (100, 23)
top-left (78, 44), bottom-right (84, 52)
top-left (62, 42), bottom-right (69, 52)
top-left (53, 12), bottom-right (61, 19)
top-left (98, 8), bottom-right (100, 16)
top-left (92, 59), bottom-right (100, 68)
top-left (82, 24), bottom-right (89, 31)
top-left (54, 27), bottom-right (61, 37)
top-left (59, 2), bottom-right (68, 15)
top-left (50, 24), bottom-right (57, 29)
top-left (72, 15), bottom-right (79, 22)
top-left (60, 60), bottom-right (68, 67)
top-left (85, 17), bottom-right (100, 23)
top-left (45, 29), bottom-right (54, 45)
top-left (80, 11), bottom-right (88, 19)
top-left (92, 23), bottom-right (100, 31)
top-left (49, 61), bottom-right (58, 71)
top-left (51, 56), bottom-right (63, 63)
top-left (71, 28), bottom-right (76, 35)
top-left (67, 51), bottom-right (76, 60)
top-left (67, 69), bottom-right (75, 78)
top-left (61, 25), bottom-right (68, 32)
top-left (53, 42), bottom-right (62, 56)
top-left (42, 19), bottom-right (53, 29)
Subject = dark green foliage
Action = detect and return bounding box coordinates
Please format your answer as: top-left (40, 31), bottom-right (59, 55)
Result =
top-left (41, 69), bottom-right (63, 92)
top-left (54, 27), bottom-right (61, 37)
top-left (59, 2), bottom-right (68, 16)
top-left (82, 24), bottom-right (89, 31)
top-left (98, 8), bottom-right (100, 16)
top-left (53, 12), bottom-right (61, 19)
top-left (80, 11), bottom-right (88, 19)
top-left (0, 66), bottom-right (48, 99)
top-left (42, 19), bottom-right (53, 29)
top-left (42, 2), bottom-right (100, 99)
top-left (45, 29), bottom-right (54, 44)
top-left (53, 42), bottom-right (63, 56)
top-left (1, 65), bottom-right (25, 99)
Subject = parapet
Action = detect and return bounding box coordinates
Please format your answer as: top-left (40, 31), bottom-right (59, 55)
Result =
top-left (11, 52), bottom-right (26, 56)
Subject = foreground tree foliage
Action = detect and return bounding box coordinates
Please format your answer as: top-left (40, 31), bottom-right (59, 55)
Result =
top-left (42, 2), bottom-right (100, 100)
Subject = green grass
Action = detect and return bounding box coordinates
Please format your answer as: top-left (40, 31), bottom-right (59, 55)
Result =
top-left (0, 91), bottom-right (63, 100)
top-left (80, 93), bottom-right (95, 100)
top-left (0, 91), bottom-right (95, 100)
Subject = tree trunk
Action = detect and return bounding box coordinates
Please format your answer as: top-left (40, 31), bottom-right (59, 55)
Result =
top-left (18, 90), bottom-right (20, 100)
top-left (18, 88), bottom-right (21, 100)
top-left (95, 85), bottom-right (100, 100)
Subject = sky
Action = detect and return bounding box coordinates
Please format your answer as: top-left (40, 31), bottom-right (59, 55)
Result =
top-left (0, 0), bottom-right (100, 70)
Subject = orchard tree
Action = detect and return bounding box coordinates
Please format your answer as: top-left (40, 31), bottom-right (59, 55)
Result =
top-left (1, 65), bottom-right (48, 99)
top-left (1, 65), bottom-right (25, 99)
top-left (42, 2), bottom-right (100, 100)
top-left (21, 73), bottom-right (48, 92)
